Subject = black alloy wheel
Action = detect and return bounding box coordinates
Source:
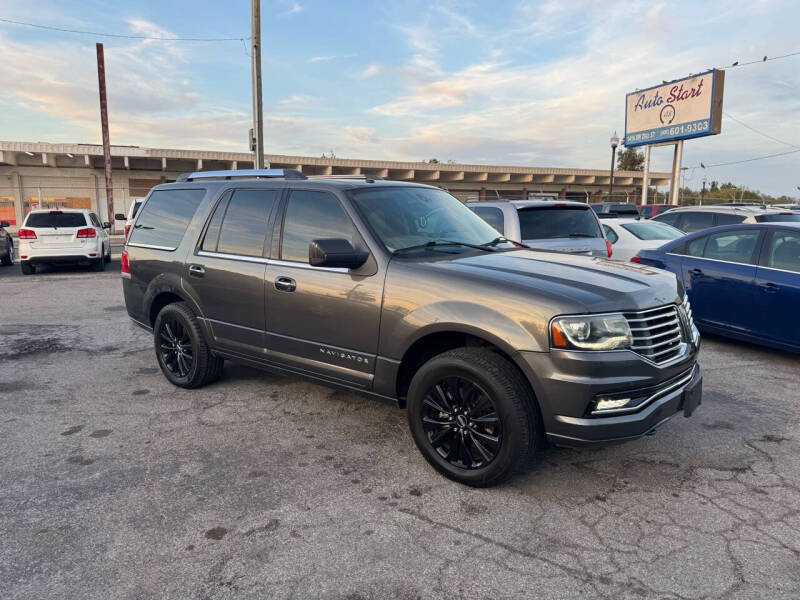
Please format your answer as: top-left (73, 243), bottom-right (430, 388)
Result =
top-left (407, 347), bottom-right (538, 487)
top-left (421, 376), bottom-right (502, 470)
top-left (159, 318), bottom-right (194, 378)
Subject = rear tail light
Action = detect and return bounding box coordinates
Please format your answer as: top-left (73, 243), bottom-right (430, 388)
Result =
top-left (121, 250), bottom-right (130, 275)
top-left (77, 227), bottom-right (97, 238)
top-left (124, 224), bottom-right (131, 238)
top-left (18, 228), bottom-right (37, 239)
top-left (605, 240), bottom-right (613, 258)
top-left (630, 256), bottom-right (641, 263)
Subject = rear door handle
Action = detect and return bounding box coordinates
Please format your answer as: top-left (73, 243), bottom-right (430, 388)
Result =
top-left (761, 282), bottom-right (779, 293)
top-left (188, 264), bottom-right (205, 278)
top-left (275, 276), bottom-right (296, 292)
top-left (689, 268), bottom-right (703, 276)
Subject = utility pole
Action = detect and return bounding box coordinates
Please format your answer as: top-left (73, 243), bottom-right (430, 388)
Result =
top-left (680, 166), bottom-right (688, 206)
top-left (251, 0), bottom-right (265, 169)
top-left (609, 132), bottom-right (619, 201)
top-left (96, 43), bottom-right (114, 230)
top-left (700, 177), bottom-right (706, 206)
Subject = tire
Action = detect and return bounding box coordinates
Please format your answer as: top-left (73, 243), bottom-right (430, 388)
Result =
top-left (407, 347), bottom-right (537, 487)
top-left (20, 262), bottom-right (34, 275)
top-left (153, 302), bottom-right (223, 389)
top-left (1, 242), bottom-right (11, 266)
top-left (104, 246), bottom-right (111, 263)
top-left (92, 251), bottom-right (105, 272)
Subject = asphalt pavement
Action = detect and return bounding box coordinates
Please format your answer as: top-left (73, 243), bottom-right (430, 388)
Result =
top-left (1, 263), bottom-right (799, 599)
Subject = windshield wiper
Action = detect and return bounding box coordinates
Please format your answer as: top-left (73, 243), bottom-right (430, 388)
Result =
top-left (567, 233), bottom-right (598, 238)
top-left (393, 240), bottom-right (494, 254)
top-left (481, 236), bottom-right (527, 248)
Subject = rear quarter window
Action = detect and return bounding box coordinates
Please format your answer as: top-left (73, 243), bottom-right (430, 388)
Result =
top-left (129, 189), bottom-right (206, 249)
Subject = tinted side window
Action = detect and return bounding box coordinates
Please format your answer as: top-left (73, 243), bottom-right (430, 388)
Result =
top-left (281, 191), bottom-right (356, 263)
top-left (654, 212), bottom-right (680, 227)
top-left (715, 213), bottom-right (746, 226)
top-left (200, 193), bottom-right (230, 252)
top-left (684, 236), bottom-right (707, 257)
top-left (680, 212), bottom-right (715, 232)
top-left (602, 225), bottom-right (619, 244)
top-left (640, 206), bottom-right (653, 218)
top-left (703, 230), bottom-right (760, 264)
top-left (472, 207), bottom-right (504, 233)
top-left (89, 213), bottom-right (101, 227)
top-left (765, 231), bottom-right (800, 273)
top-left (129, 189), bottom-right (205, 249)
top-left (215, 190), bottom-right (276, 257)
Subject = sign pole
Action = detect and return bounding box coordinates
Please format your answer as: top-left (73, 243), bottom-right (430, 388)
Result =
top-left (669, 140), bottom-right (683, 206)
top-left (640, 145), bottom-right (651, 206)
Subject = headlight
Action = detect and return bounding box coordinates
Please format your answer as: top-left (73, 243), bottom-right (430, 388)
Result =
top-left (551, 313), bottom-right (633, 351)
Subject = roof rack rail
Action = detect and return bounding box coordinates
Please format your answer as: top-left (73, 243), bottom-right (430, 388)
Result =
top-left (305, 174), bottom-right (367, 180)
top-left (177, 168), bottom-right (307, 182)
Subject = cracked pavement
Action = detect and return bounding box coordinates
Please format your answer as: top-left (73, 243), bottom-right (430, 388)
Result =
top-left (1, 264), bottom-right (799, 599)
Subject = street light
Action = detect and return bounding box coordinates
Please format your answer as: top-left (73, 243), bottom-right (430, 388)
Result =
top-left (609, 132), bottom-right (620, 201)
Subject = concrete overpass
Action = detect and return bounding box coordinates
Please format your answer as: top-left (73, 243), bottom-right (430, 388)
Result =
top-left (0, 141), bottom-right (671, 227)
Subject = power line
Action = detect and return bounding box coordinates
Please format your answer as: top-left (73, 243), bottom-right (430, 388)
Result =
top-left (724, 50), bottom-right (800, 69)
top-left (0, 17), bottom-right (249, 42)
top-left (724, 112), bottom-right (799, 148)
top-left (698, 147), bottom-right (800, 169)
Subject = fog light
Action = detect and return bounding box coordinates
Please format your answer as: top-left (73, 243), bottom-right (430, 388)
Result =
top-left (594, 397), bottom-right (632, 412)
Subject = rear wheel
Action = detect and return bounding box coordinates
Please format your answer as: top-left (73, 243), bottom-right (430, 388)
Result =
top-left (104, 245), bottom-right (111, 263)
top-left (20, 262), bottom-right (34, 275)
top-left (92, 249), bottom-right (105, 272)
top-left (1, 242), bottom-right (11, 266)
top-left (154, 302), bottom-right (223, 388)
top-left (407, 348), bottom-right (537, 487)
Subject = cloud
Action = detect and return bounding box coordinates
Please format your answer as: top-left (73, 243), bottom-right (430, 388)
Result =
top-left (354, 63), bottom-right (382, 79)
top-left (281, 2), bottom-right (304, 16)
top-left (307, 53), bottom-right (356, 63)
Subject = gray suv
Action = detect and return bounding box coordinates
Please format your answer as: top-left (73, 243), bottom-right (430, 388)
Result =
top-left (122, 170), bottom-right (703, 486)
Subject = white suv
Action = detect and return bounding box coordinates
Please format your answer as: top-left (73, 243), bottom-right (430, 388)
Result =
top-left (18, 209), bottom-right (111, 275)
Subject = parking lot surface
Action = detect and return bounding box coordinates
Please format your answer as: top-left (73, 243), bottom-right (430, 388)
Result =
top-left (1, 264), bottom-right (799, 599)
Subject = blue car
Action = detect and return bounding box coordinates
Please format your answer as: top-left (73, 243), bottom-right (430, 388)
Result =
top-left (634, 223), bottom-right (800, 352)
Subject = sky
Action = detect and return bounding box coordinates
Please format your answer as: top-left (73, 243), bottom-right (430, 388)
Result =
top-left (0, 0), bottom-right (798, 196)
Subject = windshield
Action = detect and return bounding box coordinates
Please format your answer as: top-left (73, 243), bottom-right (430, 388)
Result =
top-left (755, 214), bottom-right (800, 223)
top-left (518, 206), bottom-right (602, 240)
top-left (348, 187), bottom-right (511, 253)
top-left (621, 221), bottom-right (685, 240)
top-left (25, 212), bottom-right (87, 228)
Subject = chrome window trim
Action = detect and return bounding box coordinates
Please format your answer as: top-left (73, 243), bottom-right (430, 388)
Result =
top-left (197, 250), bottom-right (269, 265)
top-left (666, 252), bottom-right (757, 268)
top-left (127, 242), bottom-right (176, 251)
top-left (269, 258), bottom-right (349, 274)
top-left (758, 264), bottom-right (800, 276)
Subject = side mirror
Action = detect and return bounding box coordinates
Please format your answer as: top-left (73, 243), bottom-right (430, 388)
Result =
top-left (309, 238), bottom-right (369, 269)
top-left (102, 222), bottom-right (111, 229)
top-left (0, 221), bottom-right (9, 228)
top-left (114, 213), bottom-right (126, 220)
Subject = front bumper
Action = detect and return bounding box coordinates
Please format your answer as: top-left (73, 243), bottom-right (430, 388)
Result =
top-left (519, 342), bottom-right (701, 447)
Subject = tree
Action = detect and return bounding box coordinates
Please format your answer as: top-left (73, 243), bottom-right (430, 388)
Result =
top-left (616, 147), bottom-right (645, 171)
top-left (424, 158), bottom-right (440, 164)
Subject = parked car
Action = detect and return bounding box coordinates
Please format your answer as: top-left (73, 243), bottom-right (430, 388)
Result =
top-left (633, 223), bottom-right (800, 353)
top-left (0, 220), bottom-right (13, 266)
top-left (601, 218), bottom-right (685, 262)
top-left (638, 204), bottom-right (673, 219)
top-left (123, 169), bottom-right (702, 486)
top-left (652, 205), bottom-right (800, 233)
top-left (590, 202), bottom-right (641, 218)
top-left (115, 198), bottom-right (145, 239)
top-left (468, 200), bottom-right (612, 257)
top-left (773, 204), bottom-right (800, 211)
top-left (17, 209), bottom-right (111, 274)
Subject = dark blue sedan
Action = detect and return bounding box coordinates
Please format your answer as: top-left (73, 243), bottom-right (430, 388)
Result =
top-left (633, 223), bottom-right (800, 352)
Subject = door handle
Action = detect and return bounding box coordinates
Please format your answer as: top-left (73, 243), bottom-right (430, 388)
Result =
top-left (275, 276), bottom-right (296, 292)
top-left (188, 264), bottom-right (205, 278)
top-left (688, 268), bottom-right (703, 276)
top-left (761, 282), bottom-right (779, 293)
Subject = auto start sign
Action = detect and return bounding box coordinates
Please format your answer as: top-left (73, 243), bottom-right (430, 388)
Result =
top-left (624, 70), bottom-right (724, 147)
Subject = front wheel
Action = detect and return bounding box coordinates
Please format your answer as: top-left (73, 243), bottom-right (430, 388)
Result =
top-left (20, 262), bottom-right (34, 275)
top-left (153, 302), bottom-right (223, 388)
top-left (1, 243), bottom-right (12, 266)
top-left (407, 348), bottom-right (538, 487)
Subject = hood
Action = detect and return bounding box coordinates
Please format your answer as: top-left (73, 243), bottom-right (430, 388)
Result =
top-left (427, 249), bottom-right (680, 313)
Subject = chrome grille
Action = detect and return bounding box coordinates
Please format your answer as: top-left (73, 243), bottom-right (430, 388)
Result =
top-left (625, 304), bottom-right (684, 364)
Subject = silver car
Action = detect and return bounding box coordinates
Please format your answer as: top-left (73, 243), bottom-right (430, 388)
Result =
top-left (468, 200), bottom-right (611, 257)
